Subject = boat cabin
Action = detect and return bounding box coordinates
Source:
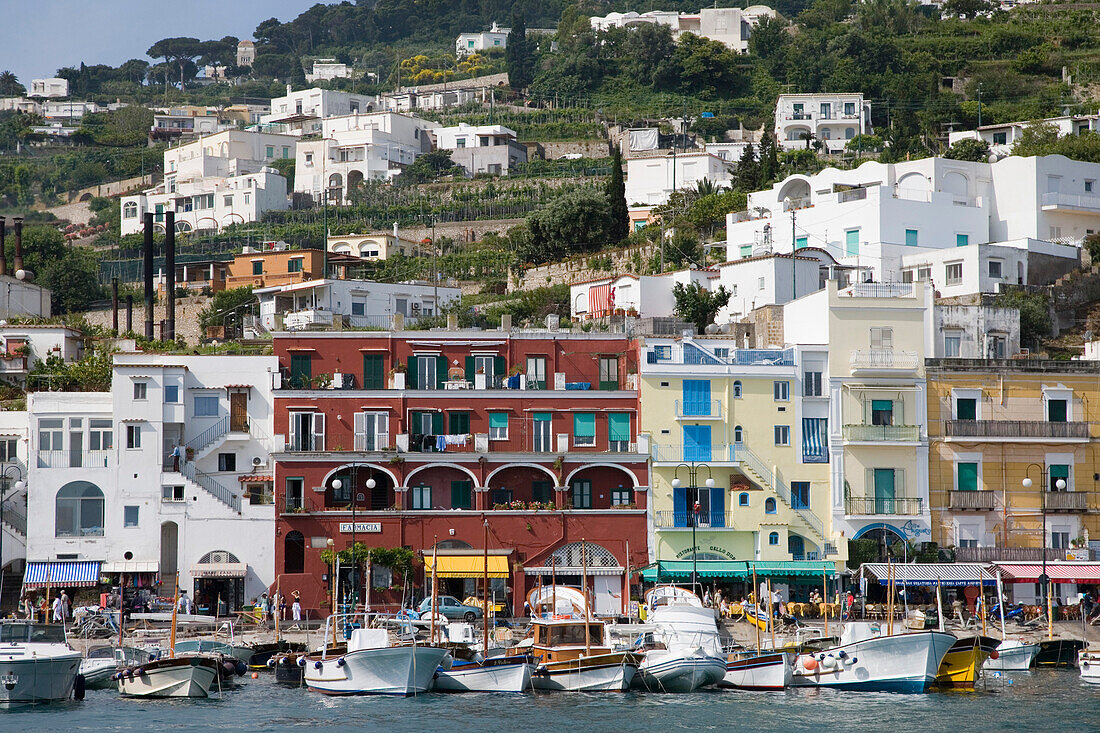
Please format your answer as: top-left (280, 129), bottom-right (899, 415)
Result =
top-left (0, 622), bottom-right (67, 645)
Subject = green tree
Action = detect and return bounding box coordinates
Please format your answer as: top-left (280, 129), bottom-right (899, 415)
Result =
top-left (994, 290), bottom-right (1051, 350)
top-left (673, 281), bottom-right (730, 333)
top-left (505, 13), bottom-right (535, 89)
top-left (758, 131), bottom-right (780, 186)
top-left (1012, 120), bottom-right (1060, 157)
top-left (394, 149), bottom-right (462, 185)
top-left (524, 188), bottom-right (615, 263)
top-left (0, 71), bottom-right (24, 96)
top-left (605, 148), bottom-right (628, 243)
top-left (735, 143), bottom-right (760, 192)
top-left (41, 247), bottom-right (105, 314)
top-left (944, 138), bottom-right (990, 162)
top-left (199, 287), bottom-right (256, 330)
top-left (146, 37), bottom-right (204, 90)
top-left (9, 225), bottom-right (65, 279)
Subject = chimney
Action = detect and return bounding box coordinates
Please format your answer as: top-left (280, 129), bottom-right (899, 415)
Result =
top-left (447, 314), bottom-right (458, 331)
top-left (126, 295), bottom-right (133, 332)
top-left (286, 83), bottom-right (292, 95)
top-left (111, 278), bottom-right (119, 334)
top-left (143, 212), bottom-right (155, 340)
top-left (165, 217), bottom-right (176, 341)
top-left (0, 217), bottom-right (6, 277)
top-left (12, 217), bottom-right (23, 274)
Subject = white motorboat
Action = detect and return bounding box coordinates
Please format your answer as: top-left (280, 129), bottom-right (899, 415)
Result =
top-left (304, 622), bottom-right (447, 696)
top-left (0, 621), bottom-right (82, 705)
top-left (721, 651), bottom-right (792, 690)
top-left (116, 655), bottom-right (220, 698)
top-left (1079, 649), bottom-right (1100, 683)
top-left (790, 623), bottom-right (956, 693)
top-left (81, 646), bottom-right (147, 690)
top-left (434, 654), bottom-right (534, 692)
top-left (632, 586), bottom-right (726, 692)
top-left (983, 638), bottom-right (1040, 671)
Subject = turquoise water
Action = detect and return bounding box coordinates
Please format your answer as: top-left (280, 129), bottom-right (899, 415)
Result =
top-left (6, 669), bottom-right (1096, 731)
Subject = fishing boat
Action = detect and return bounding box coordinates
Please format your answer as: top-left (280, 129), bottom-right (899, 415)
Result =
top-left (934, 636), bottom-right (999, 687)
top-left (248, 640), bottom-right (307, 669)
top-left (983, 639), bottom-right (1040, 671)
top-left (629, 586), bottom-right (726, 692)
top-left (722, 651), bottom-right (792, 690)
top-left (0, 621), bottom-right (82, 705)
top-left (303, 620), bottom-right (448, 696)
top-left (1078, 649), bottom-right (1100, 683)
top-left (116, 655), bottom-right (220, 697)
top-left (1035, 638), bottom-right (1086, 667)
top-left (790, 622), bottom-right (956, 693)
top-left (434, 651), bottom-right (534, 692)
top-left (173, 639), bottom-right (253, 667)
top-left (80, 646), bottom-right (146, 689)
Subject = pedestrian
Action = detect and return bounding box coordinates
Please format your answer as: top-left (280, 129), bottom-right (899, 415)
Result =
top-left (22, 594), bottom-right (33, 620)
top-left (523, 599), bottom-right (532, 618)
top-left (59, 590), bottom-right (70, 623)
top-left (171, 444), bottom-right (181, 472)
top-left (279, 592), bottom-right (288, 621)
top-left (292, 590), bottom-right (302, 622)
top-left (177, 590), bottom-right (193, 615)
top-left (52, 595), bottom-right (62, 623)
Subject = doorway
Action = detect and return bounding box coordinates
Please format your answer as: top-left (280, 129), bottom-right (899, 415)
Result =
top-left (230, 391), bottom-right (248, 432)
top-left (160, 521), bottom-right (178, 582)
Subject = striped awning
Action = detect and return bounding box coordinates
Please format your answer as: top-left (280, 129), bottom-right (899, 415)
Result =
top-left (993, 562), bottom-right (1100, 584)
top-left (802, 418), bottom-right (827, 459)
top-left (861, 563), bottom-right (997, 587)
top-left (190, 562), bottom-right (246, 579)
top-left (641, 560), bottom-right (838, 582)
top-left (23, 561), bottom-right (101, 588)
top-left (588, 283), bottom-right (614, 317)
top-left (524, 565), bottom-right (624, 577)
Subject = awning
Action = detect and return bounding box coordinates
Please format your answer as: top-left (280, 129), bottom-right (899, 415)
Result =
top-left (238, 475), bottom-right (273, 483)
top-left (423, 555), bottom-right (509, 579)
top-left (101, 561), bottom-right (158, 574)
top-left (524, 566), bottom-right (624, 576)
top-left (750, 561), bottom-right (838, 578)
top-left (640, 560), bottom-right (838, 582)
top-left (993, 562), bottom-right (1100, 584)
top-left (862, 562), bottom-right (997, 587)
top-left (23, 560), bottom-right (101, 588)
top-left (190, 562), bottom-right (247, 579)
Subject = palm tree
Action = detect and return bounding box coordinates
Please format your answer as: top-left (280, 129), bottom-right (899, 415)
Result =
top-left (0, 71), bottom-right (24, 97)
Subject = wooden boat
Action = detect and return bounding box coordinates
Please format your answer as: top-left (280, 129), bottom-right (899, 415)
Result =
top-left (934, 636), bottom-right (999, 687)
top-left (303, 621), bottom-right (448, 696)
top-left (116, 656), bottom-right (220, 698)
top-left (983, 639), bottom-right (1040, 671)
top-left (721, 651), bottom-right (791, 690)
top-left (434, 653), bottom-right (534, 692)
top-left (0, 621), bottom-right (82, 705)
top-left (80, 646), bottom-right (146, 689)
top-left (1078, 648), bottom-right (1100, 683)
top-left (1035, 638), bottom-right (1086, 667)
top-left (510, 616), bottom-right (642, 692)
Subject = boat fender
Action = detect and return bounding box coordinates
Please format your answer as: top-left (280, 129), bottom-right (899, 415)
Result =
top-left (266, 658), bottom-right (276, 668)
top-left (989, 651), bottom-right (999, 660)
top-left (850, 657), bottom-right (857, 664)
top-left (817, 654), bottom-right (826, 661)
top-left (74, 674), bottom-right (86, 701)
top-left (235, 661), bottom-right (248, 676)
top-left (136, 668), bottom-right (145, 676)
top-left (314, 661), bottom-right (323, 670)
top-left (336, 658), bottom-right (346, 667)
top-left (297, 657), bottom-right (307, 668)
top-left (801, 656), bottom-right (818, 671)
top-left (837, 651), bottom-right (848, 659)
top-left (821, 656), bottom-right (837, 670)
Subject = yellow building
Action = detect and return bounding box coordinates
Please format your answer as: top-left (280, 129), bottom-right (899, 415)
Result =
top-left (926, 357), bottom-right (1097, 600)
top-left (638, 336), bottom-right (845, 596)
top-left (327, 233), bottom-right (423, 261)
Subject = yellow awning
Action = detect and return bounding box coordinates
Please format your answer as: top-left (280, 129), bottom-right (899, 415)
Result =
top-left (423, 555), bottom-right (510, 579)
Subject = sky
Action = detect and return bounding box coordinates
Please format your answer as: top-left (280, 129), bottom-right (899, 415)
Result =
top-left (1, 0), bottom-right (316, 89)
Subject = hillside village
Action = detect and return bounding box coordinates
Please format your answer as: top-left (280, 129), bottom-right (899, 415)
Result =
top-left (2, 0), bottom-right (1100, 626)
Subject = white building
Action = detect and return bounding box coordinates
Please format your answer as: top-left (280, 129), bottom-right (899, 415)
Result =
top-left (625, 152), bottom-right (733, 206)
top-left (590, 6), bottom-right (777, 52)
top-left (29, 78), bottom-right (69, 98)
top-left (0, 324), bottom-right (82, 385)
top-left (948, 113), bottom-right (1100, 157)
top-left (0, 274), bottom-right (52, 321)
top-left (0, 409), bottom-right (30, 585)
top-left (255, 278), bottom-right (461, 332)
top-left (237, 40), bottom-right (256, 68)
top-left (457, 23), bottom-right (510, 55)
top-left (434, 123), bottom-right (528, 176)
top-left (293, 113), bottom-right (437, 201)
top-left (120, 129), bottom-right (295, 235)
top-left (933, 303), bottom-right (1021, 359)
top-left (774, 93), bottom-right (871, 153)
top-left (41, 100), bottom-right (101, 120)
top-left (382, 88), bottom-right (482, 113)
top-left (306, 60), bottom-right (351, 83)
top-left (150, 112), bottom-right (231, 141)
top-left (24, 353), bottom-right (279, 608)
top-left (328, 233), bottom-right (422, 261)
top-left (569, 270), bottom-right (713, 320)
top-left (260, 86), bottom-right (378, 136)
top-left (712, 251), bottom-right (836, 323)
top-left (899, 238), bottom-right (1079, 299)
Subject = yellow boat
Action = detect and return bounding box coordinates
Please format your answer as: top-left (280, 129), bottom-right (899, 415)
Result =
top-left (935, 635), bottom-right (999, 687)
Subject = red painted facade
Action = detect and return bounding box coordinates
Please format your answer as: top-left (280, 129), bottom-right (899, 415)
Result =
top-left (271, 330), bottom-right (650, 616)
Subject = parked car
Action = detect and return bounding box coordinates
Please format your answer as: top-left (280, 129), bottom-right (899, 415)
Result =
top-left (417, 595), bottom-right (483, 622)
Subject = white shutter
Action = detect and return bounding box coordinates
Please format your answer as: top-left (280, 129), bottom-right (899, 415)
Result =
top-left (312, 412), bottom-right (325, 451)
top-left (377, 413), bottom-right (389, 449)
top-left (895, 468), bottom-right (905, 493)
top-left (354, 411), bottom-right (366, 450)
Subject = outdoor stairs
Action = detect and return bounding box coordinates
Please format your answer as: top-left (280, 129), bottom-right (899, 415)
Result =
top-left (737, 446), bottom-right (829, 549)
top-left (175, 462), bottom-right (241, 513)
top-left (186, 416), bottom-right (230, 460)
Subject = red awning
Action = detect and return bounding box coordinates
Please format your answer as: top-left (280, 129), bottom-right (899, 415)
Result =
top-left (994, 562), bottom-right (1100, 583)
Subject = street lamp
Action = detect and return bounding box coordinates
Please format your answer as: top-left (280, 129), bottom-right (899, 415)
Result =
top-left (671, 465), bottom-right (715, 591)
top-left (1023, 464), bottom-right (1066, 618)
top-left (0, 465), bottom-right (24, 610)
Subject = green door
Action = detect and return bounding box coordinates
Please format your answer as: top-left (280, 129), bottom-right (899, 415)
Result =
top-left (450, 481), bottom-right (472, 509)
top-left (289, 354), bottom-right (311, 388)
top-left (362, 354), bottom-right (385, 390)
top-left (873, 468), bottom-right (895, 514)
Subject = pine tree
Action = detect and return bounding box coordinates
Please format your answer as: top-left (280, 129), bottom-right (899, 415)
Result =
top-left (606, 147), bottom-right (629, 243)
top-left (735, 143), bottom-right (760, 192)
top-left (758, 131), bottom-right (780, 186)
top-left (505, 13), bottom-right (534, 89)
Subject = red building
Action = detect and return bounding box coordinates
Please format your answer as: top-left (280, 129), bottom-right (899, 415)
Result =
top-left (271, 328), bottom-right (649, 617)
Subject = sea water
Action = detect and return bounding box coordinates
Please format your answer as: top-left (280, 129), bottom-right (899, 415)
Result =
top-left (6, 669), bottom-right (1096, 731)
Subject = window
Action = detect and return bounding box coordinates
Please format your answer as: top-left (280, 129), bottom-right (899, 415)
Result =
top-left (758, 277), bottom-right (765, 290)
top-left (288, 258), bottom-right (303, 273)
top-left (956, 234), bottom-right (969, 247)
top-left (354, 412), bottom-right (388, 451)
top-left (957, 462), bottom-right (979, 491)
top-left (944, 331), bottom-right (961, 358)
top-left (289, 411), bottom-right (324, 451)
top-left (450, 481), bottom-right (472, 509)
top-left (988, 334), bottom-right (1007, 359)
top-left (802, 417), bottom-right (827, 463)
top-left (683, 380), bottom-right (711, 416)
top-left (489, 413), bottom-right (508, 441)
top-left (599, 356), bottom-right (619, 391)
top-left (765, 498), bottom-right (777, 514)
top-left (774, 425), bottom-right (790, 445)
top-left (252, 260), bottom-right (263, 275)
top-left (902, 270), bottom-right (914, 284)
top-left (126, 425), bottom-right (141, 449)
top-left (871, 399), bottom-right (894, 426)
top-left (1049, 464), bottom-right (1070, 491)
top-left (218, 453), bottom-right (236, 471)
top-left (163, 485), bottom-right (185, 502)
top-left (448, 411), bottom-right (470, 436)
top-left (124, 506), bottom-right (139, 527)
top-left (845, 229), bottom-right (859, 256)
top-left (734, 425), bottom-right (743, 443)
top-left (289, 353), bottom-right (312, 388)
top-left (733, 381), bottom-right (742, 398)
top-left (956, 398), bottom-right (977, 420)
top-left (768, 531), bottom-right (780, 546)
top-left (571, 480), bottom-right (592, 509)
top-left (194, 395), bottom-right (219, 417)
top-left (844, 102), bottom-right (855, 116)
top-left (133, 382), bottom-right (147, 400)
top-left (611, 488), bottom-right (631, 505)
top-left (305, 153), bottom-right (313, 165)
top-left (39, 418), bottom-right (63, 451)
top-left (791, 481), bottom-right (810, 509)
top-left (573, 413), bottom-right (596, 447)
top-left (533, 413), bottom-right (552, 452)
top-left (654, 345), bottom-right (672, 361)
top-left (526, 356), bottom-right (547, 390)
top-left (774, 381), bottom-right (789, 401)
top-left (282, 146), bottom-right (290, 159)
top-left (362, 353), bottom-right (385, 390)
top-left (1052, 529), bottom-right (1071, 549)
top-left (795, 236), bottom-right (808, 250)
top-left (870, 327), bottom-right (893, 350)
top-left (265, 145), bottom-right (274, 158)
top-left (55, 482), bottom-right (105, 537)
top-left (945, 262), bottom-right (963, 285)
top-left (1047, 398), bottom-right (1068, 422)
top-left (410, 485), bottom-right (432, 510)
top-left (608, 413), bottom-right (630, 452)
top-left (123, 202), bottom-right (138, 219)
top-left (1086, 180), bottom-right (1095, 193)
top-left (988, 260), bottom-right (1003, 278)
top-left (532, 481), bottom-right (553, 504)
top-left (164, 384), bottom-right (179, 403)
top-left (285, 477), bottom-right (304, 511)
top-left (738, 492), bottom-right (749, 507)
top-left (243, 193), bottom-right (250, 205)
top-left (224, 195), bottom-right (233, 207)
top-left (992, 132), bottom-right (1007, 145)
top-left (0, 438), bottom-right (15, 462)
top-left (804, 370), bottom-right (823, 397)
top-left (917, 266), bottom-right (931, 281)
top-left (88, 419), bottom-right (112, 451)
top-left (905, 229), bottom-right (918, 247)
top-left (411, 354), bottom-right (442, 390)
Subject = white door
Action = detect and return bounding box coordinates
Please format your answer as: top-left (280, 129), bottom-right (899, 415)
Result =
top-left (594, 575), bottom-right (620, 616)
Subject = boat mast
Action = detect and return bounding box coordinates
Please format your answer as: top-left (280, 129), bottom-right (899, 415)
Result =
top-left (275, 574), bottom-right (281, 645)
top-left (767, 578), bottom-right (775, 651)
top-left (886, 562), bottom-right (894, 637)
top-left (118, 571), bottom-right (125, 649)
top-left (430, 536), bottom-right (438, 645)
top-left (752, 563), bottom-right (760, 654)
top-left (996, 570), bottom-right (1007, 641)
top-left (581, 538), bottom-right (590, 657)
top-left (822, 566), bottom-right (828, 639)
top-left (483, 519), bottom-right (490, 659)
top-left (551, 557), bottom-right (557, 618)
top-left (936, 576), bottom-right (944, 633)
top-left (169, 571), bottom-right (180, 658)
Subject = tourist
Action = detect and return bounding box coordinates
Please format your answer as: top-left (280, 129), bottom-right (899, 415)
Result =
top-left (177, 590), bottom-right (193, 615)
top-left (52, 595), bottom-right (62, 623)
top-left (171, 444), bottom-right (181, 472)
top-left (59, 590), bottom-right (71, 623)
top-left (292, 591), bottom-right (302, 622)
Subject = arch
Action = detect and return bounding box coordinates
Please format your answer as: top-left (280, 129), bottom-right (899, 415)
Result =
top-left (485, 462), bottom-right (557, 485)
top-left (852, 522), bottom-right (906, 541)
top-left (788, 533), bottom-right (805, 558)
top-left (122, 201), bottom-right (138, 218)
top-left (564, 462), bottom-right (640, 488)
top-left (284, 531), bottom-right (305, 574)
top-left (198, 549), bottom-right (240, 564)
top-left (160, 521), bottom-right (179, 581)
top-left (327, 172), bottom-right (343, 188)
top-left (940, 171), bottom-right (968, 197)
top-left (776, 177), bottom-right (811, 203)
top-left (403, 462), bottom-right (481, 488)
top-left (733, 380), bottom-right (742, 398)
top-left (738, 492), bottom-right (749, 507)
top-left (153, 224), bottom-right (167, 234)
top-left (545, 541), bottom-right (619, 569)
top-left (768, 531), bottom-right (780, 546)
top-left (320, 462), bottom-right (401, 489)
top-left (681, 551), bottom-right (728, 562)
top-left (331, 242), bottom-right (354, 255)
top-left (221, 213), bottom-right (245, 229)
top-left (734, 425), bottom-right (743, 443)
top-left (897, 171), bottom-right (930, 196)
top-left (55, 481), bottom-right (104, 537)
top-left (79, 192), bottom-right (94, 202)
top-left (347, 169), bottom-right (364, 195)
top-left (194, 216), bottom-right (219, 233)
top-left (437, 539), bottom-right (471, 550)
top-left (764, 497), bottom-right (776, 514)
top-left (784, 126), bottom-right (811, 142)
top-left (174, 220), bottom-right (192, 233)
top-left (845, 127), bottom-right (856, 140)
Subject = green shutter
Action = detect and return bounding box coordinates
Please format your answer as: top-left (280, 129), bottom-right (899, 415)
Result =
top-left (608, 413), bottom-right (630, 441)
top-left (363, 354), bottom-right (384, 390)
top-left (489, 413), bottom-right (508, 430)
top-left (290, 353), bottom-right (311, 388)
top-left (534, 412), bottom-right (551, 423)
top-left (432, 411), bottom-right (444, 434)
top-left (465, 356), bottom-right (475, 382)
top-left (494, 356), bottom-right (506, 378)
top-left (406, 357), bottom-right (418, 389)
top-left (957, 463), bottom-right (979, 491)
top-left (574, 412), bottom-right (595, 438)
top-left (436, 356), bottom-right (446, 389)
top-left (871, 399), bottom-right (892, 412)
top-left (448, 411), bottom-right (470, 435)
top-left (451, 481), bottom-right (472, 509)
top-left (956, 398), bottom-right (976, 421)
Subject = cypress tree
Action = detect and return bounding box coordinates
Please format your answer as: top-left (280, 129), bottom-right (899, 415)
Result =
top-left (606, 147), bottom-right (629, 243)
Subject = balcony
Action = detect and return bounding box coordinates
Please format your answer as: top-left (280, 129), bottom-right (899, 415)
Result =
top-left (844, 282), bottom-right (915, 298)
top-left (651, 443), bottom-right (738, 463)
top-left (36, 450), bottom-right (112, 469)
top-left (844, 496), bottom-right (923, 516)
top-left (944, 419), bottom-right (1089, 441)
top-left (955, 546), bottom-right (1072, 562)
top-left (843, 424), bottom-right (920, 442)
top-left (1041, 191), bottom-right (1100, 213)
top-left (283, 309), bottom-right (333, 330)
top-left (949, 490), bottom-right (995, 511)
top-left (849, 349), bottom-right (919, 373)
top-left (675, 399), bottom-right (723, 419)
top-left (654, 511), bottom-right (735, 529)
top-left (1045, 492), bottom-right (1087, 512)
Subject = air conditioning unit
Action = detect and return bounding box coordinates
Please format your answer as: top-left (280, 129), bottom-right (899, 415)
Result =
top-left (252, 456), bottom-right (266, 468)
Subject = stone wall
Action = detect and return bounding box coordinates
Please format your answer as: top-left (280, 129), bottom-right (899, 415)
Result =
top-left (82, 294), bottom-right (211, 346)
top-left (511, 243), bottom-right (658, 292)
top-left (399, 218), bottom-right (526, 244)
top-left (539, 140), bottom-right (611, 159)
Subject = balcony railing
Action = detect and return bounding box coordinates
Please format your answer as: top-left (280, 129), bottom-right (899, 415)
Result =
top-left (949, 490), bottom-right (995, 511)
top-left (844, 282), bottom-right (915, 298)
top-left (843, 424), bottom-right (920, 442)
top-left (944, 420), bottom-right (1089, 439)
top-left (36, 450), bottom-right (111, 469)
top-left (849, 349), bottom-right (919, 371)
top-left (651, 444), bottom-right (738, 463)
top-left (284, 495), bottom-right (304, 512)
top-left (1041, 191), bottom-right (1100, 212)
top-left (955, 546), bottom-right (1072, 562)
top-left (675, 399), bottom-right (723, 419)
top-left (353, 433), bottom-right (391, 451)
top-left (654, 511), bottom-right (735, 528)
top-left (1045, 492), bottom-right (1087, 512)
top-left (844, 496), bottom-right (924, 515)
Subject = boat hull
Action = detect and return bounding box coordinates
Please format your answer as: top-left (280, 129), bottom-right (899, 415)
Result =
top-left (304, 646), bottom-right (448, 696)
top-left (791, 631), bottom-right (956, 693)
top-left (1036, 639), bottom-right (1086, 667)
top-left (117, 657), bottom-right (219, 698)
top-left (532, 654), bottom-right (639, 692)
top-left (638, 652), bottom-right (727, 693)
top-left (720, 652), bottom-right (791, 690)
top-left (1079, 651), bottom-right (1100, 683)
top-left (434, 658), bottom-right (533, 692)
top-left (983, 640), bottom-right (1039, 671)
top-left (0, 651), bottom-right (81, 705)
top-left (79, 658), bottom-right (119, 689)
top-left (935, 636), bottom-right (999, 687)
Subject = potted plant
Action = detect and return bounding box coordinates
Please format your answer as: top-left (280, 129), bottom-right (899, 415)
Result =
top-left (185, 446), bottom-right (195, 462)
top-left (390, 361), bottom-right (406, 389)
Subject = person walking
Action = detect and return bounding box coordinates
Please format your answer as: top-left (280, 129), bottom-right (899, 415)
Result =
top-left (52, 595), bottom-right (63, 623)
top-left (59, 590), bottom-right (71, 624)
top-left (177, 590), bottom-right (193, 615)
top-left (291, 591), bottom-right (302, 623)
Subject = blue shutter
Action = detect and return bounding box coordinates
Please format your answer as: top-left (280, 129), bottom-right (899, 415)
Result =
top-left (845, 230), bottom-right (859, 256)
top-left (683, 425), bottom-right (712, 462)
top-left (682, 380), bottom-right (711, 416)
top-left (710, 487), bottom-right (725, 527)
top-left (673, 486), bottom-right (687, 527)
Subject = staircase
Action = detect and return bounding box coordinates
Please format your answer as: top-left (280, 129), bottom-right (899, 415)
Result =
top-left (1, 507), bottom-right (26, 538)
top-left (737, 446), bottom-right (828, 548)
top-left (186, 416), bottom-right (230, 459)
top-left (179, 461), bottom-right (241, 512)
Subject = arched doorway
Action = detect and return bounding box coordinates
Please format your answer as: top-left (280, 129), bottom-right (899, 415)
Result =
top-left (159, 521), bottom-right (178, 581)
top-left (193, 550), bottom-right (244, 614)
top-left (284, 531), bottom-right (305, 574)
top-left (529, 542), bottom-right (623, 616)
top-left (563, 464), bottom-right (638, 509)
top-left (852, 524), bottom-right (907, 563)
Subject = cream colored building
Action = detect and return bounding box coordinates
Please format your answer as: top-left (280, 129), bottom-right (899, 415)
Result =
top-left (327, 233), bottom-right (422, 261)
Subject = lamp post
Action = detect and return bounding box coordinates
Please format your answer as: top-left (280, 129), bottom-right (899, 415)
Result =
top-left (1023, 464), bottom-right (1065, 618)
top-left (0, 465), bottom-right (24, 610)
top-left (671, 463), bottom-right (715, 592)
